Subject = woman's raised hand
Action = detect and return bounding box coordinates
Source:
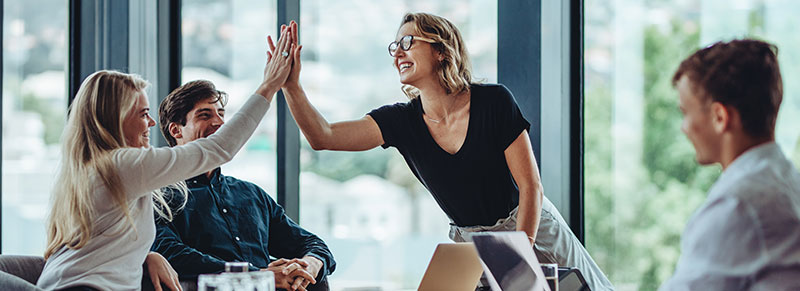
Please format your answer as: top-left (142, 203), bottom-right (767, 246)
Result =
top-left (268, 21), bottom-right (302, 89)
top-left (257, 24), bottom-right (295, 100)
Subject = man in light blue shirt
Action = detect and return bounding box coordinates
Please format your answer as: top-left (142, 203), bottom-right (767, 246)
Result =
top-left (660, 39), bottom-right (800, 290)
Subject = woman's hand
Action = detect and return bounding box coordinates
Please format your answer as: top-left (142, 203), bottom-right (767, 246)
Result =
top-left (145, 252), bottom-right (182, 291)
top-left (257, 24), bottom-right (296, 100)
top-left (270, 20), bottom-right (302, 90)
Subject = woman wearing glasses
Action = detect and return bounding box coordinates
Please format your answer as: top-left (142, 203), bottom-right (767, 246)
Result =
top-left (277, 13), bottom-right (614, 290)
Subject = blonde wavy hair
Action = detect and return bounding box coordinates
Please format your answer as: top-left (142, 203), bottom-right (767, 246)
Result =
top-left (399, 12), bottom-right (473, 99)
top-left (45, 70), bottom-right (185, 259)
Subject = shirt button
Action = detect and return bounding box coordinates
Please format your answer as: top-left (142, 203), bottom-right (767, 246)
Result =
top-left (222, 208), bottom-right (228, 213)
top-left (235, 236), bottom-right (241, 241)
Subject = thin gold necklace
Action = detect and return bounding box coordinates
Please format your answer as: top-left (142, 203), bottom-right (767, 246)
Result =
top-left (425, 115), bottom-right (442, 123)
top-left (423, 91), bottom-right (467, 124)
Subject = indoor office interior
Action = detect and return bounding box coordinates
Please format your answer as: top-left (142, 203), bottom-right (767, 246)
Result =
top-left (2, 0), bottom-right (800, 290)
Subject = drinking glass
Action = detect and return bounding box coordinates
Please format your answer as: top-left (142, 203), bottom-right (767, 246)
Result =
top-left (198, 271), bottom-right (275, 291)
top-left (225, 262), bottom-right (250, 273)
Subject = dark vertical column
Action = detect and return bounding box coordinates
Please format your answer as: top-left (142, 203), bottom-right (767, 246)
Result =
top-left (68, 0), bottom-right (81, 106)
top-left (276, 0), bottom-right (300, 222)
top-left (153, 0), bottom-right (182, 147)
top-left (569, 0), bottom-right (585, 243)
top-left (498, 1), bottom-right (541, 163)
top-left (69, 0), bottom-right (130, 103)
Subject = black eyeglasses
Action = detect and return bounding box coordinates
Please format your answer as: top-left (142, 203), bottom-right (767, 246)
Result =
top-left (388, 35), bottom-right (436, 57)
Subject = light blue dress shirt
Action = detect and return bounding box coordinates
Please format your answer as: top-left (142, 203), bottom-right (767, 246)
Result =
top-left (660, 142), bottom-right (800, 290)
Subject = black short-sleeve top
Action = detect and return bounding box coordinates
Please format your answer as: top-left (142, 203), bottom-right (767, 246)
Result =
top-left (367, 83), bottom-right (530, 227)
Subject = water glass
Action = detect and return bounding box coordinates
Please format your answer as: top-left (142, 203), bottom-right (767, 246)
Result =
top-left (198, 271), bottom-right (275, 291)
top-left (225, 261), bottom-right (250, 273)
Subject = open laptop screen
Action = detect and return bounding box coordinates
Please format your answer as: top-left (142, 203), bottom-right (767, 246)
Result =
top-left (470, 231), bottom-right (549, 291)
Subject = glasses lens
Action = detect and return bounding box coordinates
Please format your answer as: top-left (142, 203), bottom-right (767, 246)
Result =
top-left (388, 42), bottom-right (398, 56)
top-left (401, 35), bottom-right (413, 51)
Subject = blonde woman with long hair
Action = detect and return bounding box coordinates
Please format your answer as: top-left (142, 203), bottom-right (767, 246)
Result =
top-left (275, 14), bottom-right (614, 290)
top-left (37, 26), bottom-right (296, 291)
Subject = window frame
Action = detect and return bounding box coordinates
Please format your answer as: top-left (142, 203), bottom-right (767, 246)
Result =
top-left (276, 0), bottom-right (301, 221)
top-left (569, 0), bottom-right (585, 243)
top-left (0, 0), bottom-right (588, 252)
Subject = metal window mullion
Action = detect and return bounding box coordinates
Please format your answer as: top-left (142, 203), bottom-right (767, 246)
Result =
top-left (153, 0), bottom-right (182, 148)
top-left (68, 0), bottom-right (81, 105)
top-left (499, 1), bottom-right (541, 162)
top-left (69, 0), bottom-right (130, 100)
top-left (130, 0), bottom-right (182, 148)
top-left (540, 0), bottom-right (584, 242)
top-left (276, 0), bottom-right (300, 222)
top-left (569, 0), bottom-right (585, 243)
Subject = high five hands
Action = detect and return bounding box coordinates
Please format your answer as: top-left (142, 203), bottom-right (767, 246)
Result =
top-left (268, 20), bottom-right (302, 90)
top-left (256, 21), bottom-right (299, 100)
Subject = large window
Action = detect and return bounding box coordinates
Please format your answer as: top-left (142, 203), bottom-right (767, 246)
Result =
top-left (2, 0), bottom-right (68, 255)
top-left (182, 0), bottom-right (278, 196)
top-left (297, 1), bottom-right (497, 290)
top-left (584, 0), bottom-right (800, 289)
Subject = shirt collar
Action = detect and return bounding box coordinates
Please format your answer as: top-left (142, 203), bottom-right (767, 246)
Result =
top-left (710, 141), bottom-right (784, 199)
top-left (724, 142), bottom-right (782, 173)
top-left (186, 167), bottom-right (223, 186)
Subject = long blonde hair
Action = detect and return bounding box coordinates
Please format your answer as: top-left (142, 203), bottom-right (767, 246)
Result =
top-left (45, 70), bottom-right (184, 259)
top-left (400, 12), bottom-right (473, 99)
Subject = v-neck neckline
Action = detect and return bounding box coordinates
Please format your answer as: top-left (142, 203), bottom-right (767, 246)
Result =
top-left (417, 90), bottom-right (474, 157)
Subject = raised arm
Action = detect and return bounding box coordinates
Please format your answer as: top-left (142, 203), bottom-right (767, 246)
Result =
top-left (275, 21), bottom-right (384, 152)
top-left (283, 87), bottom-right (384, 151)
top-left (117, 26), bottom-right (295, 198)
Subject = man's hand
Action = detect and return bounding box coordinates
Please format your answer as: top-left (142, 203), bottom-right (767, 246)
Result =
top-left (267, 256), bottom-right (322, 291)
top-left (144, 252), bottom-right (182, 291)
top-left (264, 264), bottom-right (298, 291)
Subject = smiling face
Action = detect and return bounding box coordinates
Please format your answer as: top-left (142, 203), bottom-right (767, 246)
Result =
top-left (122, 91), bottom-right (156, 148)
top-left (393, 22), bottom-right (441, 87)
top-left (169, 97), bottom-right (225, 146)
top-left (677, 76), bottom-right (723, 165)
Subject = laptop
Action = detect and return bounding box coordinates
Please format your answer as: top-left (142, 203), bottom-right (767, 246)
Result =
top-left (417, 243), bottom-right (484, 291)
top-left (469, 231), bottom-right (549, 291)
top-left (558, 267), bottom-right (591, 291)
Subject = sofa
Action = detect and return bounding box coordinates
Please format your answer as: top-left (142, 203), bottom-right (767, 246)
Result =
top-left (0, 255), bottom-right (197, 291)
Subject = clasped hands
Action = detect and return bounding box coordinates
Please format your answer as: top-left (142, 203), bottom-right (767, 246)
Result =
top-left (263, 256), bottom-right (322, 291)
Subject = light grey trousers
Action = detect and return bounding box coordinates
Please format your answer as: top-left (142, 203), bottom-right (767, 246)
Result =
top-left (448, 196), bottom-right (615, 291)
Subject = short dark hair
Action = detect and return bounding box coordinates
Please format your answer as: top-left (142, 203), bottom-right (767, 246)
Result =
top-left (159, 80), bottom-right (228, 146)
top-left (673, 39), bottom-right (783, 139)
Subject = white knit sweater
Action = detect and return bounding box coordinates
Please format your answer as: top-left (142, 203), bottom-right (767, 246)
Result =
top-left (37, 94), bottom-right (269, 291)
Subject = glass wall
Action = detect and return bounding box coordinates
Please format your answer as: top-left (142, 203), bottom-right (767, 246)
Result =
top-left (182, 0), bottom-right (278, 196)
top-left (2, 0), bottom-right (68, 255)
top-left (297, 1), bottom-right (497, 290)
top-left (584, 0), bottom-right (800, 289)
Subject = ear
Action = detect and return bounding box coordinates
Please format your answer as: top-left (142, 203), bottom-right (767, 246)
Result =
top-left (710, 102), bottom-right (730, 134)
top-left (437, 51), bottom-right (445, 62)
top-left (168, 122), bottom-right (183, 140)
